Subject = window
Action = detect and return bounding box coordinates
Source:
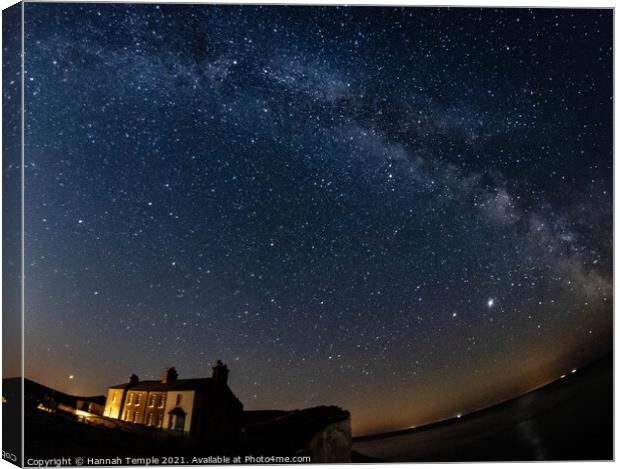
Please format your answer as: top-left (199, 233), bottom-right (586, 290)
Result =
top-left (175, 394), bottom-right (182, 405)
top-left (149, 395), bottom-right (155, 407)
top-left (126, 410), bottom-right (133, 421)
top-left (158, 396), bottom-right (165, 408)
top-left (134, 411), bottom-right (140, 423)
top-left (156, 415), bottom-right (163, 427)
top-left (146, 414), bottom-right (152, 426)
top-left (135, 394), bottom-right (140, 406)
top-left (111, 392), bottom-right (117, 403)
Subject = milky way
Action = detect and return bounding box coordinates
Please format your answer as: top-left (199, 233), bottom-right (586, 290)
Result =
top-left (18, 4), bottom-right (612, 435)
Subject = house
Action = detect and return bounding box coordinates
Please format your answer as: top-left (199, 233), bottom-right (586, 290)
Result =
top-left (103, 361), bottom-right (243, 441)
top-left (76, 396), bottom-right (105, 416)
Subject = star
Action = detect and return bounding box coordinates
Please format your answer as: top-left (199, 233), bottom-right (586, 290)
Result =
top-left (19, 4), bottom-right (612, 440)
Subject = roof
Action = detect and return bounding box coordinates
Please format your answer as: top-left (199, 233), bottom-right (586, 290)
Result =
top-left (168, 406), bottom-right (186, 416)
top-left (108, 377), bottom-right (243, 408)
top-left (109, 378), bottom-right (214, 392)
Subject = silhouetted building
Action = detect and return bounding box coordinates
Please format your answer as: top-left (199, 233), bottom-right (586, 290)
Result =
top-left (103, 361), bottom-right (242, 440)
top-left (76, 396), bottom-right (105, 415)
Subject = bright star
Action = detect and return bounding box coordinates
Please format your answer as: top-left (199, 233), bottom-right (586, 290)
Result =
top-left (487, 299), bottom-right (494, 308)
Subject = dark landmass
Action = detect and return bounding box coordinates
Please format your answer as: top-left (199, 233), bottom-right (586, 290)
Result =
top-left (353, 351), bottom-right (613, 461)
top-left (3, 377), bottom-right (105, 409)
top-left (244, 407), bottom-right (351, 461)
top-left (4, 351), bottom-right (612, 464)
top-left (3, 379), bottom-right (351, 464)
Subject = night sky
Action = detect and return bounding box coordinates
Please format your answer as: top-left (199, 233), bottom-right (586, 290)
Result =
top-left (19, 4), bottom-right (612, 436)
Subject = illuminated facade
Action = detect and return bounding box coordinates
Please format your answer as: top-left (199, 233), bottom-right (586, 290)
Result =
top-left (103, 362), bottom-right (243, 438)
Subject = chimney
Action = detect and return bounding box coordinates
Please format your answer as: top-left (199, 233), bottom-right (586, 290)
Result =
top-left (129, 374), bottom-right (139, 385)
top-left (161, 367), bottom-right (178, 383)
top-left (212, 360), bottom-right (229, 385)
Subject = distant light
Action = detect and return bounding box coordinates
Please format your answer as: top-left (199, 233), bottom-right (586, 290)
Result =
top-left (571, 368), bottom-right (577, 374)
top-left (456, 414), bottom-right (462, 419)
top-left (37, 403), bottom-right (53, 413)
top-left (69, 375), bottom-right (74, 380)
top-left (560, 374), bottom-right (566, 379)
top-left (487, 299), bottom-right (494, 308)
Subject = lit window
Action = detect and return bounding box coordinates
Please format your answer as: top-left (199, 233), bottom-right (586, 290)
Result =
top-left (176, 394), bottom-right (182, 405)
top-left (111, 392), bottom-right (117, 403)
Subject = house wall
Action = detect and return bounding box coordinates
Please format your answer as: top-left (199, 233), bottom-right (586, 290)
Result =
top-left (87, 402), bottom-right (104, 415)
top-left (103, 388), bottom-right (124, 419)
top-left (163, 390), bottom-right (195, 433)
top-left (198, 387), bottom-right (243, 442)
top-left (122, 390), bottom-right (149, 424)
top-left (143, 391), bottom-right (167, 428)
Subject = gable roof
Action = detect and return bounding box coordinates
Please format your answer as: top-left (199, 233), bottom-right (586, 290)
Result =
top-left (109, 378), bottom-right (214, 392)
top-left (108, 377), bottom-right (243, 408)
top-left (168, 406), bottom-right (186, 416)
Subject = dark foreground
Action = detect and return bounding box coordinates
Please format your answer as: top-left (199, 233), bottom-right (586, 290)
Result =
top-left (1, 377), bottom-right (351, 465)
top-left (17, 406), bottom-right (350, 465)
top-left (353, 352), bottom-right (613, 461)
top-left (3, 352), bottom-right (613, 464)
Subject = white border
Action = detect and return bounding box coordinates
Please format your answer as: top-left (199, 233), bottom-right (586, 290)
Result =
top-left (0, 2), bottom-right (615, 469)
